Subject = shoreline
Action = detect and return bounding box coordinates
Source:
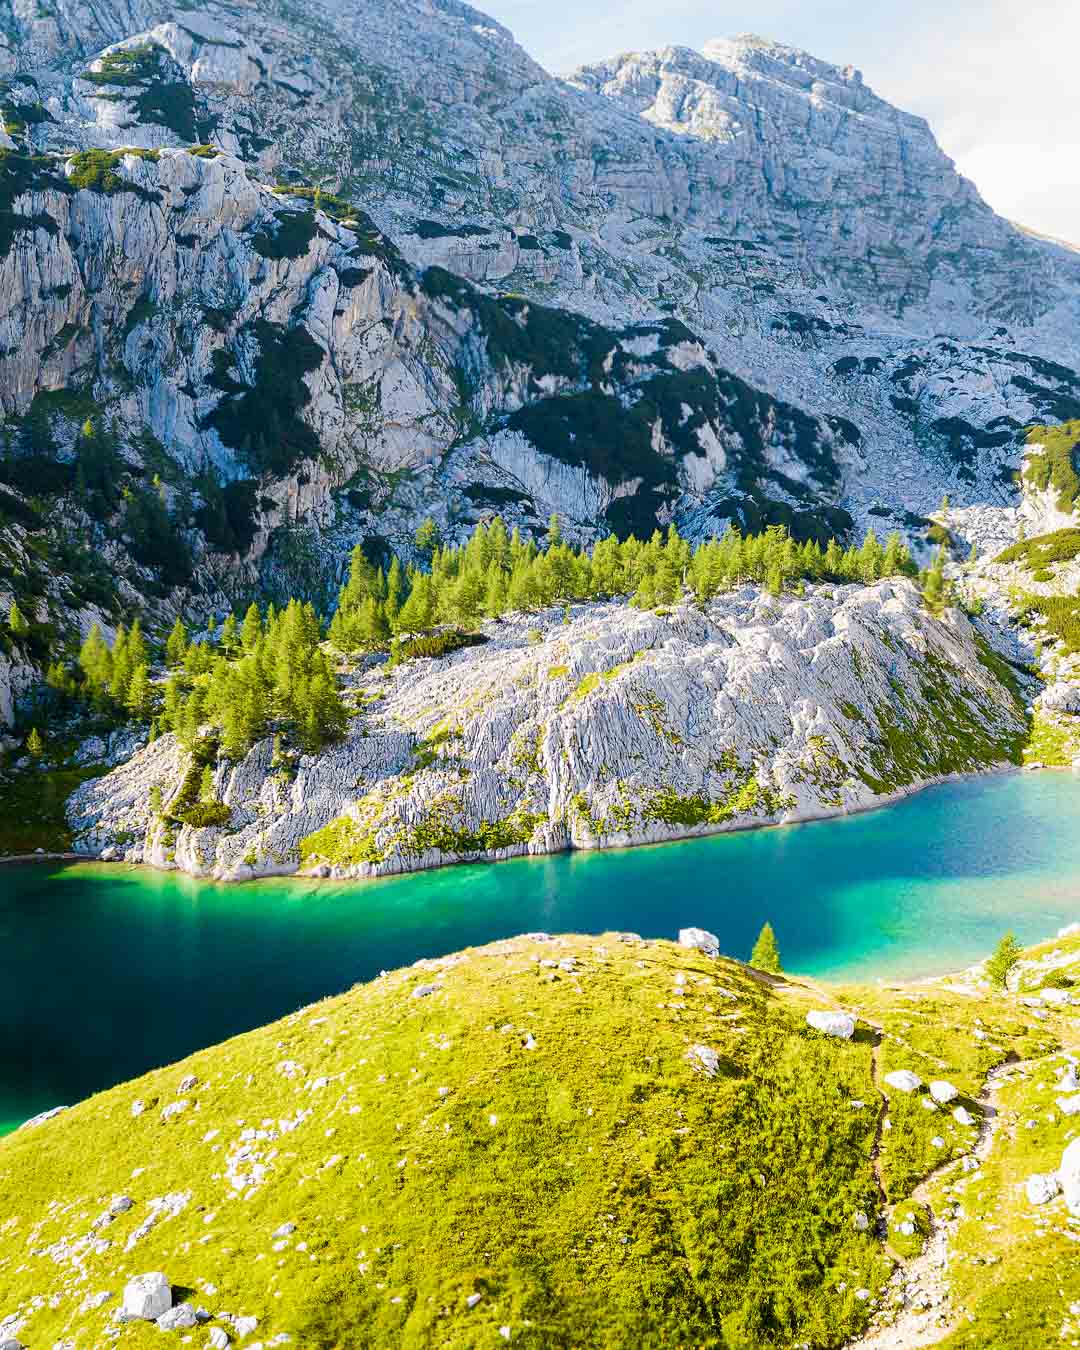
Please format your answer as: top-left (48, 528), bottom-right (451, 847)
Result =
top-left (1, 760), bottom-right (1025, 883)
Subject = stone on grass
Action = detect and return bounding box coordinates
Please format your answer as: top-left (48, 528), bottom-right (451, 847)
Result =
top-left (929, 1080), bottom-right (958, 1104)
top-left (805, 1010), bottom-right (855, 1039)
top-left (178, 1074), bottom-right (199, 1092)
top-left (852, 1210), bottom-right (870, 1232)
top-left (19, 1104), bottom-right (67, 1129)
top-left (161, 1100), bottom-right (189, 1122)
top-left (272, 1222), bottom-right (296, 1238)
top-left (157, 1303), bottom-right (198, 1330)
top-left (1061, 1137), bottom-right (1080, 1217)
top-left (1025, 1173), bottom-right (1060, 1206)
top-left (411, 983), bottom-right (438, 998)
top-left (110, 1195), bottom-right (134, 1215)
top-left (678, 927), bottom-right (719, 958)
top-left (953, 1106), bottom-right (976, 1127)
top-left (207, 1329), bottom-right (230, 1349)
top-left (884, 1070), bottom-right (922, 1094)
top-left (686, 1044), bottom-right (721, 1077)
top-left (1056, 1094), bottom-right (1080, 1117)
top-left (1057, 1064), bottom-right (1080, 1094)
top-left (123, 1272), bottom-right (172, 1321)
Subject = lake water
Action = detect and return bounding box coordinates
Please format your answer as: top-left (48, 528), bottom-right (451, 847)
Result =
top-left (3, 771), bottom-right (1079, 1133)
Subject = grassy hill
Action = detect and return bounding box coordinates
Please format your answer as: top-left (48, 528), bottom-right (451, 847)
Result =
top-left (0, 930), bottom-right (1078, 1348)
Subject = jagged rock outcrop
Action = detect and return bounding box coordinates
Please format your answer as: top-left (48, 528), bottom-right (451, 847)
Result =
top-left (4, 0), bottom-right (1080, 652)
top-left (68, 579), bottom-right (1027, 880)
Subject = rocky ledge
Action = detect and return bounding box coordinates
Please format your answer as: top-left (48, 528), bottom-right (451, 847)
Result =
top-left (67, 579), bottom-right (1028, 881)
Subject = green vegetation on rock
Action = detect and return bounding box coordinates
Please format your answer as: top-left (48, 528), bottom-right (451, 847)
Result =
top-left (1023, 421), bottom-right (1080, 514)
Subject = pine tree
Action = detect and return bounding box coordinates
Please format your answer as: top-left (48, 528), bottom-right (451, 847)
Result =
top-left (986, 932), bottom-right (1023, 989)
top-left (199, 764), bottom-right (216, 801)
top-left (165, 617), bottom-right (189, 667)
top-left (414, 517), bottom-right (440, 560)
top-left (26, 726), bottom-right (44, 758)
top-left (8, 600), bottom-right (29, 638)
top-left (749, 922), bottom-right (781, 974)
top-left (922, 547), bottom-right (947, 612)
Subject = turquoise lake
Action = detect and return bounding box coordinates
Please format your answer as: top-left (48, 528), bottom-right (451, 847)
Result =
top-left (3, 770), bottom-right (1080, 1134)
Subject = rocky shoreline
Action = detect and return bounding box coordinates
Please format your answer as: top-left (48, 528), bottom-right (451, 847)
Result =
top-left (64, 580), bottom-right (1029, 884)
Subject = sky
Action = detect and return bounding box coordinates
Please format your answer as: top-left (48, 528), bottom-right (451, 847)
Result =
top-left (486, 0), bottom-right (1080, 244)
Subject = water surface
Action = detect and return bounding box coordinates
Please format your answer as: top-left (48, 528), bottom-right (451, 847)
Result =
top-left (3, 771), bottom-right (1079, 1132)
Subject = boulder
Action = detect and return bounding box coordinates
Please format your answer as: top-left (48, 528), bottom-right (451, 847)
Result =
top-left (852, 1210), bottom-right (870, 1231)
top-left (1057, 1064), bottom-right (1080, 1094)
top-left (1025, 1173), bottom-right (1060, 1206)
top-left (805, 1010), bottom-right (856, 1039)
top-left (18, 1104), bottom-right (67, 1129)
top-left (1056, 1094), bottom-right (1080, 1117)
top-left (156, 1302), bottom-right (198, 1330)
top-left (953, 1106), bottom-right (976, 1127)
top-left (686, 1044), bottom-right (721, 1077)
top-left (207, 1329), bottom-right (231, 1348)
top-left (929, 1080), bottom-right (959, 1104)
top-left (122, 1272), bottom-right (172, 1320)
top-left (678, 927), bottom-right (720, 958)
top-left (1040, 987), bottom-right (1071, 1006)
top-left (883, 1070), bottom-right (922, 1094)
top-left (1062, 1137), bottom-right (1080, 1216)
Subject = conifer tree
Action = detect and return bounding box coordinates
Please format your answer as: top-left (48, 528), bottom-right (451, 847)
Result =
top-left (750, 922), bottom-right (781, 974)
top-left (8, 600), bottom-right (29, 638)
top-left (986, 932), bottom-right (1022, 989)
top-left (26, 726), bottom-right (44, 758)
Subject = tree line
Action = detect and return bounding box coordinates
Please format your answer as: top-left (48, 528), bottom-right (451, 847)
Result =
top-left (26, 515), bottom-right (929, 762)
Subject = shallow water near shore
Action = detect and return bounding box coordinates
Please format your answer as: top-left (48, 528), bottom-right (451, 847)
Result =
top-left (3, 770), bottom-right (1080, 1133)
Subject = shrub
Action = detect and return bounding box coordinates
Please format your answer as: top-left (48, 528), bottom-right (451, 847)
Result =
top-left (175, 800), bottom-right (231, 829)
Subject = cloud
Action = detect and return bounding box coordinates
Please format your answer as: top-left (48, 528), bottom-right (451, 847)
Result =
top-left (486, 0), bottom-right (1080, 243)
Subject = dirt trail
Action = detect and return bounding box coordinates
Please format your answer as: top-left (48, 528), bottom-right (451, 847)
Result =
top-left (849, 1057), bottom-right (1028, 1349)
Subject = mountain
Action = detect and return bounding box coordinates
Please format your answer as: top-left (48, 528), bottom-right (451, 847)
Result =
top-left (2, 925), bottom-right (1079, 1348)
top-left (3, 0), bottom-right (1080, 658)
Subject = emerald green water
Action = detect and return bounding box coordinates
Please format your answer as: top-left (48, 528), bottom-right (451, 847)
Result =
top-left (3, 772), bottom-right (1080, 1133)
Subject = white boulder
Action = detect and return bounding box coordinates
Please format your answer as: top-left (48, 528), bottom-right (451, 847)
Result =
top-left (123, 1272), bottom-right (172, 1320)
top-left (805, 1010), bottom-right (856, 1039)
top-left (884, 1070), bottom-right (922, 1094)
top-left (953, 1106), bottom-right (976, 1127)
top-left (1025, 1173), bottom-right (1060, 1206)
top-left (686, 1044), bottom-right (721, 1077)
top-left (678, 928), bottom-right (720, 958)
top-left (929, 1080), bottom-right (959, 1104)
top-left (1056, 1094), bottom-right (1080, 1117)
top-left (157, 1303), bottom-right (199, 1330)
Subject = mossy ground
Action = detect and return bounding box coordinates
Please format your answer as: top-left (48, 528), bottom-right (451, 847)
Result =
top-left (2, 930), bottom-right (1075, 1347)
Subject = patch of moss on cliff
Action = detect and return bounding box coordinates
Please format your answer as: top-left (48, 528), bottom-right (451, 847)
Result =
top-left (993, 527), bottom-right (1080, 571)
top-left (644, 776), bottom-right (794, 830)
top-left (855, 654), bottom-right (1025, 796)
top-left (299, 813), bottom-right (386, 869)
top-left (66, 147), bottom-right (161, 199)
top-left (1023, 421), bottom-right (1080, 514)
top-left (84, 45), bottom-right (197, 142)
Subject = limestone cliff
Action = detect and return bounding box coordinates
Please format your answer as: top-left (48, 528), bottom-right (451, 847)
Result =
top-left (67, 579), bottom-right (1028, 880)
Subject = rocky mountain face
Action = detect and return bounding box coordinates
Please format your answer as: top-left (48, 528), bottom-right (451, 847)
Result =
top-left (2, 0), bottom-right (1080, 656)
top-left (67, 578), bottom-right (1027, 880)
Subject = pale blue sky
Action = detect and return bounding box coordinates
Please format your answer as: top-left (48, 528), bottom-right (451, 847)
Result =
top-left (487, 0), bottom-right (1080, 244)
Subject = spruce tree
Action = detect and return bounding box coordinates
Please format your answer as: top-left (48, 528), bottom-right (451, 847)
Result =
top-left (750, 922), bottom-right (781, 974)
top-left (8, 600), bottom-right (29, 638)
top-left (26, 726), bottom-right (44, 758)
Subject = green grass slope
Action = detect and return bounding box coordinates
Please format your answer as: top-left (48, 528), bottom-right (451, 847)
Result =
top-left (0, 932), bottom-right (1077, 1348)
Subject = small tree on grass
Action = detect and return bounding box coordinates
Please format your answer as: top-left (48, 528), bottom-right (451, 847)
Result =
top-left (750, 922), bottom-right (781, 974)
top-left (987, 932), bottom-right (1023, 989)
top-left (26, 727), bottom-right (44, 758)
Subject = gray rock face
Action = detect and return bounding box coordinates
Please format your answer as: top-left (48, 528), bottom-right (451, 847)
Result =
top-left (3, 0), bottom-right (1080, 662)
top-left (121, 1272), bottom-right (171, 1320)
top-left (67, 578), bottom-right (1026, 882)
